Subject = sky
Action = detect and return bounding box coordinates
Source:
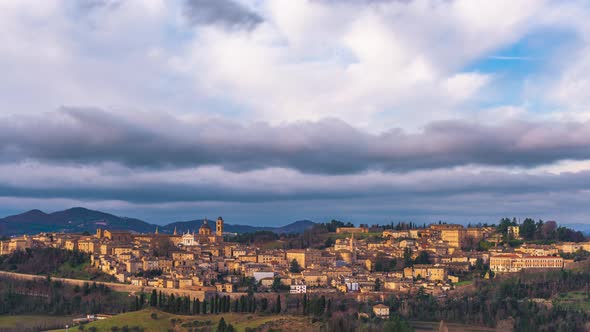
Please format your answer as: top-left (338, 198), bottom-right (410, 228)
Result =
top-left (2, 0), bottom-right (590, 226)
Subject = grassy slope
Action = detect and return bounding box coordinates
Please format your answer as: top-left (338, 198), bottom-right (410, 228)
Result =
top-left (48, 309), bottom-right (313, 332)
top-left (553, 290), bottom-right (590, 312)
top-left (0, 315), bottom-right (74, 329)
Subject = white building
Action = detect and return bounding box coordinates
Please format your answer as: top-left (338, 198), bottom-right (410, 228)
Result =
top-left (182, 231), bottom-right (196, 246)
top-left (253, 271), bottom-right (275, 282)
top-left (290, 284), bottom-right (307, 294)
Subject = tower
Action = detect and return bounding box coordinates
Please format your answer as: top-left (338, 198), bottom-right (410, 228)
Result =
top-left (216, 216), bottom-right (224, 236)
top-left (173, 226), bottom-right (177, 236)
top-left (350, 233), bottom-right (357, 263)
top-left (96, 228), bottom-right (103, 239)
top-left (155, 226), bottom-right (159, 235)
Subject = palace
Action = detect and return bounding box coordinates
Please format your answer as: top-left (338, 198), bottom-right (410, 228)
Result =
top-left (178, 217), bottom-right (225, 246)
top-left (490, 253), bottom-right (563, 273)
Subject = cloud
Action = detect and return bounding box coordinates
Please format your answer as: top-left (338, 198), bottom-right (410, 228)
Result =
top-left (3, 0), bottom-right (590, 224)
top-left (1, 161), bottom-right (590, 225)
top-left (0, 160), bottom-right (589, 203)
top-left (183, 0), bottom-right (262, 30)
top-left (2, 108), bottom-right (590, 174)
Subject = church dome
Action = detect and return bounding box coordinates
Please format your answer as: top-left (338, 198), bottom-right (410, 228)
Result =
top-left (199, 219), bottom-right (212, 235)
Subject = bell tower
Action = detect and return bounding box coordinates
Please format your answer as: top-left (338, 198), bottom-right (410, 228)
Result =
top-left (216, 217), bottom-right (224, 237)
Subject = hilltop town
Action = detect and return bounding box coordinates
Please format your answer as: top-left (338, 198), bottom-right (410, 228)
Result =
top-left (2, 217), bottom-right (588, 304)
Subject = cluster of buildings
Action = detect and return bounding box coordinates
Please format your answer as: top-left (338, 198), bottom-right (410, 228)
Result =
top-left (1, 219), bottom-right (588, 299)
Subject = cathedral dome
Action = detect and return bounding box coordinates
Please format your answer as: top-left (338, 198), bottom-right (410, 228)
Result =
top-left (199, 219), bottom-right (212, 235)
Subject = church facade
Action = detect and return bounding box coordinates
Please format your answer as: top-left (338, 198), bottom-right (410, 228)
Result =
top-left (176, 217), bottom-right (224, 247)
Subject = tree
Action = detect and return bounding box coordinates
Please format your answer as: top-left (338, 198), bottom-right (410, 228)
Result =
top-left (497, 218), bottom-right (515, 237)
top-left (195, 298), bottom-right (201, 314)
top-left (150, 290), bottom-right (157, 307)
top-left (520, 218), bottom-right (536, 240)
top-left (375, 278), bottom-right (381, 291)
top-left (414, 251), bottom-right (431, 265)
top-left (272, 277), bottom-right (282, 292)
top-left (290, 259), bottom-right (302, 273)
top-left (275, 294), bottom-right (282, 313)
top-left (403, 248), bottom-right (413, 267)
top-left (217, 317), bottom-right (227, 332)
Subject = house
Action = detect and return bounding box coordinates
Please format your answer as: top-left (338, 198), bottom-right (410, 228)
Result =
top-left (290, 284), bottom-right (307, 294)
top-left (373, 304), bottom-right (390, 319)
top-left (216, 283), bottom-right (235, 293)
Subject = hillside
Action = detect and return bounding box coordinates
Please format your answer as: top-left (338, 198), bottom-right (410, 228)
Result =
top-left (47, 309), bottom-right (318, 332)
top-left (0, 208), bottom-right (315, 236)
top-left (0, 207), bottom-right (155, 235)
top-left (163, 219), bottom-right (315, 235)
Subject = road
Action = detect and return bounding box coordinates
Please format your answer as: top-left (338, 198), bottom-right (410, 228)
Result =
top-left (0, 270), bottom-right (210, 300)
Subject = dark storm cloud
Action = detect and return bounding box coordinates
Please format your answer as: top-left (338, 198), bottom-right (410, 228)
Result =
top-left (183, 0), bottom-right (263, 30)
top-left (2, 107), bottom-right (590, 174)
top-left (1, 165), bottom-right (590, 204)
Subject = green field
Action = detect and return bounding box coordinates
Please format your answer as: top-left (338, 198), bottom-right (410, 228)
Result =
top-left (455, 280), bottom-right (474, 287)
top-left (49, 309), bottom-right (316, 332)
top-left (0, 315), bottom-right (74, 330)
top-left (553, 290), bottom-right (590, 312)
top-left (261, 240), bottom-right (286, 250)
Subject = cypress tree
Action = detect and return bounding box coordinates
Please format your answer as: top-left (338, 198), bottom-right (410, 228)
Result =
top-left (176, 296), bottom-right (182, 314)
top-left (217, 317), bottom-right (227, 332)
top-left (275, 294), bottom-right (281, 313)
top-left (169, 294), bottom-right (175, 313)
top-left (239, 295), bottom-right (246, 312)
top-left (225, 296), bottom-right (231, 312)
top-left (150, 290), bottom-right (157, 307)
top-left (195, 298), bottom-right (201, 314)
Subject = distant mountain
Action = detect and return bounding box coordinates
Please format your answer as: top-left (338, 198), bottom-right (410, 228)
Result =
top-left (162, 219), bottom-right (315, 235)
top-left (0, 208), bottom-right (316, 236)
top-left (273, 220), bottom-right (315, 234)
top-left (563, 223), bottom-right (590, 236)
top-left (0, 207), bottom-right (155, 235)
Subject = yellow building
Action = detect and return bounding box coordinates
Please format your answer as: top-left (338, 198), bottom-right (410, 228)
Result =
top-left (373, 304), bottom-right (390, 319)
top-left (103, 230), bottom-right (132, 243)
top-left (286, 249), bottom-right (307, 269)
top-left (77, 238), bottom-right (96, 254)
top-left (507, 226), bottom-right (520, 239)
top-left (336, 226), bottom-right (368, 234)
top-left (440, 227), bottom-right (466, 248)
top-left (466, 227), bottom-right (485, 241)
top-left (490, 253), bottom-right (563, 273)
top-left (65, 239), bottom-right (78, 251)
top-left (302, 270), bottom-right (329, 287)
